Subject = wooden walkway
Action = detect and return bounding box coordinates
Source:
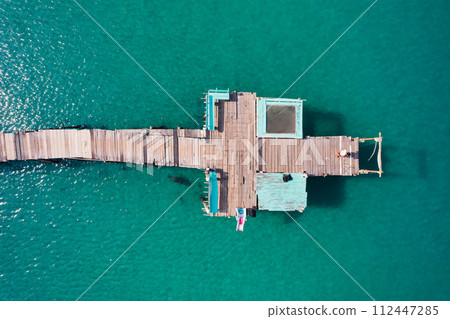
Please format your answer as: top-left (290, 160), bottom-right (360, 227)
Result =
top-left (0, 129), bottom-right (205, 166)
top-left (260, 136), bottom-right (359, 176)
top-left (207, 92), bottom-right (258, 217)
top-left (0, 91), bottom-right (361, 217)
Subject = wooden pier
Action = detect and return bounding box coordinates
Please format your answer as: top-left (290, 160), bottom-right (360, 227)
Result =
top-left (1, 91), bottom-right (380, 219)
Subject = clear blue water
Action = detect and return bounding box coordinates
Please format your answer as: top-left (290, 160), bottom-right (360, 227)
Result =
top-left (0, 0), bottom-right (449, 300)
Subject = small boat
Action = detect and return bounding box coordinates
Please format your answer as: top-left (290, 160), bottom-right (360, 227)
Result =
top-left (235, 208), bottom-right (246, 231)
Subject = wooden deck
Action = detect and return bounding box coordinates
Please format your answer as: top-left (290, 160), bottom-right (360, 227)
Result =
top-left (260, 136), bottom-right (359, 176)
top-left (207, 92), bottom-right (258, 217)
top-left (0, 91), bottom-right (362, 217)
top-left (0, 129), bottom-right (206, 165)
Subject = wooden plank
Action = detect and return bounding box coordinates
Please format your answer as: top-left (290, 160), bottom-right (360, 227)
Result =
top-left (135, 131), bottom-right (145, 164)
top-left (29, 132), bottom-right (37, 160)
top-left (49, 130), bottom-right (57, 159)
top-left (332, 137), bottom-right (339, 175)
top-left (68, 130), bottom-right (77, 158)
top-left (114, 130), bottom-right (121, 161)
top-left (59, 129), bottom-right (66, 158)
top-left (80, 130), bottom-right (92, 159)
top-left (21, 132), bottom-right (29, 160)
top-left (324, 137), bottom-right (330, 175)
top-left (0, 133), bottom-right (5, 161)
top-left (38, 130), bottom-right (46, 159)
top-left (4, 133), bottom-right (16, 160)
top-left (104, 130), bottom-right (115, 162)
top-left (14, 132), bottom-right (23, 160)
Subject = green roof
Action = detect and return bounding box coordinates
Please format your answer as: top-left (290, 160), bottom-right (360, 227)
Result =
top-left (256, 173), bottom-right (307, 212)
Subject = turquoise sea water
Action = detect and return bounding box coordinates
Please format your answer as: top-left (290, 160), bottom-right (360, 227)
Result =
top-left (1, 0), bottom-right (449, 300)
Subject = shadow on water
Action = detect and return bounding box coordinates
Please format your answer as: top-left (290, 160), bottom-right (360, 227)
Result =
top-left (0, 160), bottom-right (73, 170)
top-left (168, 175), bottom-right (192, 186)
top-left (307, 176), bottom-right (346, 208)
top-left (303, 109), bottom-right (345, 137)
top-left (415, 149), bottom-right (427, 179)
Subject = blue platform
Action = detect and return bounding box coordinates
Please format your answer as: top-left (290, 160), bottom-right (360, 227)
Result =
top-left (208, 171), bottom-right (218, 213)
top-left (206, 89), bottom-right (229, 130)
top-left (256, 173), bottom-right (307, 212)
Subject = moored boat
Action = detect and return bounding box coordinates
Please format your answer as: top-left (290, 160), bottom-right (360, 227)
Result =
top-left (236, 208), bottom-right (246, 231)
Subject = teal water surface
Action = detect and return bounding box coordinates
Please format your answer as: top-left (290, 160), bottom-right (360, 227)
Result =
top-left (0, 0), bottom-right (449, 300)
